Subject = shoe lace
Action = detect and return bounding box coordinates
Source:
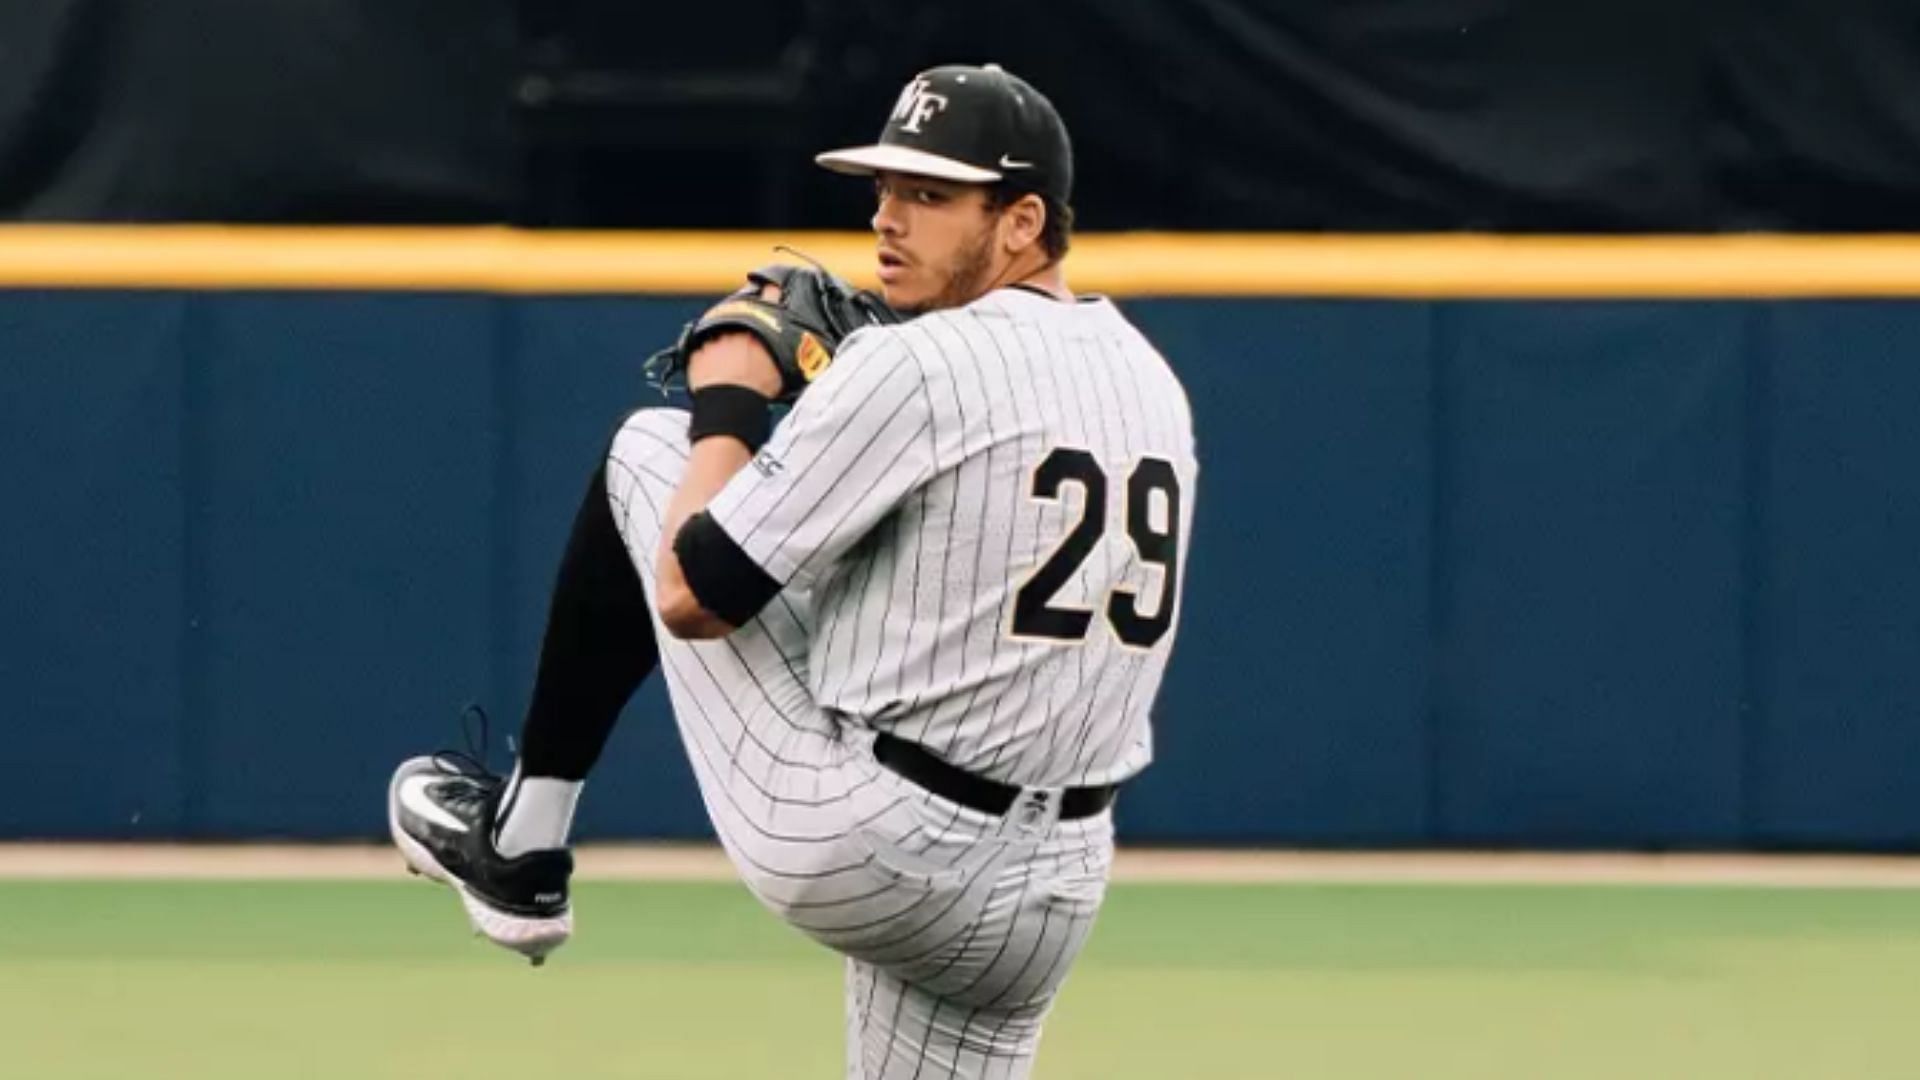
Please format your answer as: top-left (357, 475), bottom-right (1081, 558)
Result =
top-left (430, 704), bottom-right (505, 809)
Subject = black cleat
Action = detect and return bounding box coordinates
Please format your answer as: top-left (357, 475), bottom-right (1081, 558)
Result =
top-left (388, 753), bottom-right (573, 964)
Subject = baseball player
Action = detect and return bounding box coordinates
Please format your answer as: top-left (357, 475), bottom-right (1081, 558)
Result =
top-left (389, 63), bottom-right (1197, 1078)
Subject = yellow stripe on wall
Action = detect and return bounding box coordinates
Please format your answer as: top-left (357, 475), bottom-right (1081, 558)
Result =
top-left (3, 226), bottom-right (1920, 297)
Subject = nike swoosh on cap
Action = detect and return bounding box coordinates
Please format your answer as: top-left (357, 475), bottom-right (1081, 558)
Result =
top-left (998, 154), bottom-right (1034, 169)
top-left (399, 775), bottom-right (471, 834)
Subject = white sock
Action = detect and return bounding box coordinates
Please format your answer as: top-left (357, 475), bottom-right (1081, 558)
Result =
top-left (493, 767), bottom-right (583, 857)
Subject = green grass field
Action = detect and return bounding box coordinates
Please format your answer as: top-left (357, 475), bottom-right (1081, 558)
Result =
top-left (2, 879), bottom-right (1917, 1078)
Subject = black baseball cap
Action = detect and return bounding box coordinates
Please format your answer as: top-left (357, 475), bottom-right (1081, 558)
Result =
top-left (816, 63), bottom-right (1073, 204)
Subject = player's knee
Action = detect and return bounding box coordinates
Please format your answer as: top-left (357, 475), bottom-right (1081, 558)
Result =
top-left (607, 406), bottom-right (692, 475)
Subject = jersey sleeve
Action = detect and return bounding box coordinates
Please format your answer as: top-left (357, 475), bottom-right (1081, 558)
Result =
top-left (705, 328), bottom-right (938, 590)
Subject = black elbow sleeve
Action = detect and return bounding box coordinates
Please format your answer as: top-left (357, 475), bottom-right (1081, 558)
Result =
top-left (673, 511), bottom-right (782, 628)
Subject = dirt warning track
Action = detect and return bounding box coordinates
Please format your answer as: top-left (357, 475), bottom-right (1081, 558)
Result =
top-left (2, 843), bottom-right (1918, 888)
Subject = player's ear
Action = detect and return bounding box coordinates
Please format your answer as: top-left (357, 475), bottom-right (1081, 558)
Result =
top-left (999, 193), bottom-right (1047, 257)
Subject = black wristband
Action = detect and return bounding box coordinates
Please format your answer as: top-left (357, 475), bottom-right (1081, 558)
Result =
top-left (687, 385), bottom-right (772, 451)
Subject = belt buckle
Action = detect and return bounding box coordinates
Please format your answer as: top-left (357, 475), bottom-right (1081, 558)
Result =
top-left (1007, 786), bottom-right (1062, 836)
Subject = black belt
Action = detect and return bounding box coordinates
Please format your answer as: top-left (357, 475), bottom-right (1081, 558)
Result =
top-left (872, 732), bottom-right (1117, 822)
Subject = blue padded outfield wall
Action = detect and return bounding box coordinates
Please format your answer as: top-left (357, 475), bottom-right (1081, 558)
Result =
top-left (4, 292), bottom-right (1919, 849)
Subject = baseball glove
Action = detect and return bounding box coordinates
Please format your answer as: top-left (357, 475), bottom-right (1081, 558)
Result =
top-left (647, 259), bottom-right (901, 403)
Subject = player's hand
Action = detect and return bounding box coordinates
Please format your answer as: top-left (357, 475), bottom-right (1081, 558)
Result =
top-left (687, 331), bottom-right (782, 397)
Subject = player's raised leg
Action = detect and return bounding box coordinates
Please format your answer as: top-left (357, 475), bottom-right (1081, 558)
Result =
top-left (601, 407), bottom-right (909, 917)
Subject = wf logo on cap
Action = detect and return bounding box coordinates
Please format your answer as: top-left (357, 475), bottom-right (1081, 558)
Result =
top-left (890, 77), bottom-right (949, 134)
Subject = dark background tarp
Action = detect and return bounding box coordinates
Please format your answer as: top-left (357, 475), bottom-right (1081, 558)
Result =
top-left (0, 0), bottom-right (516, 222)
top-left (3, 1), bottom-right (1919, 229)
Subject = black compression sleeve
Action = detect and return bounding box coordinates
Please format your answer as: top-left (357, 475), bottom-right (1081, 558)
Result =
top-left (517, 460), bottom-right (659, 779)
top-left (672, 511), bottom-right (782, 628)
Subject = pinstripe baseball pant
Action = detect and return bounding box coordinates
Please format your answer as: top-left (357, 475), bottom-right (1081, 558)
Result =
top-left (605, 407), bottom-right (1115, 1079)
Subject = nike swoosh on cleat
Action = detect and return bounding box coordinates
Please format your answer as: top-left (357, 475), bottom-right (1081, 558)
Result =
top-left (398, 775), bottom-right (471, 834)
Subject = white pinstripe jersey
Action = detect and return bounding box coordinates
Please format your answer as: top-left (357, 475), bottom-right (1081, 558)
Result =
top-left (706, 285), bottom-right (1197, 788)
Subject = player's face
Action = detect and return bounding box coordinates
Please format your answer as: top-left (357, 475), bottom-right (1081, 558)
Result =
top-left (870, 173), bottom-right (1005, 314)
